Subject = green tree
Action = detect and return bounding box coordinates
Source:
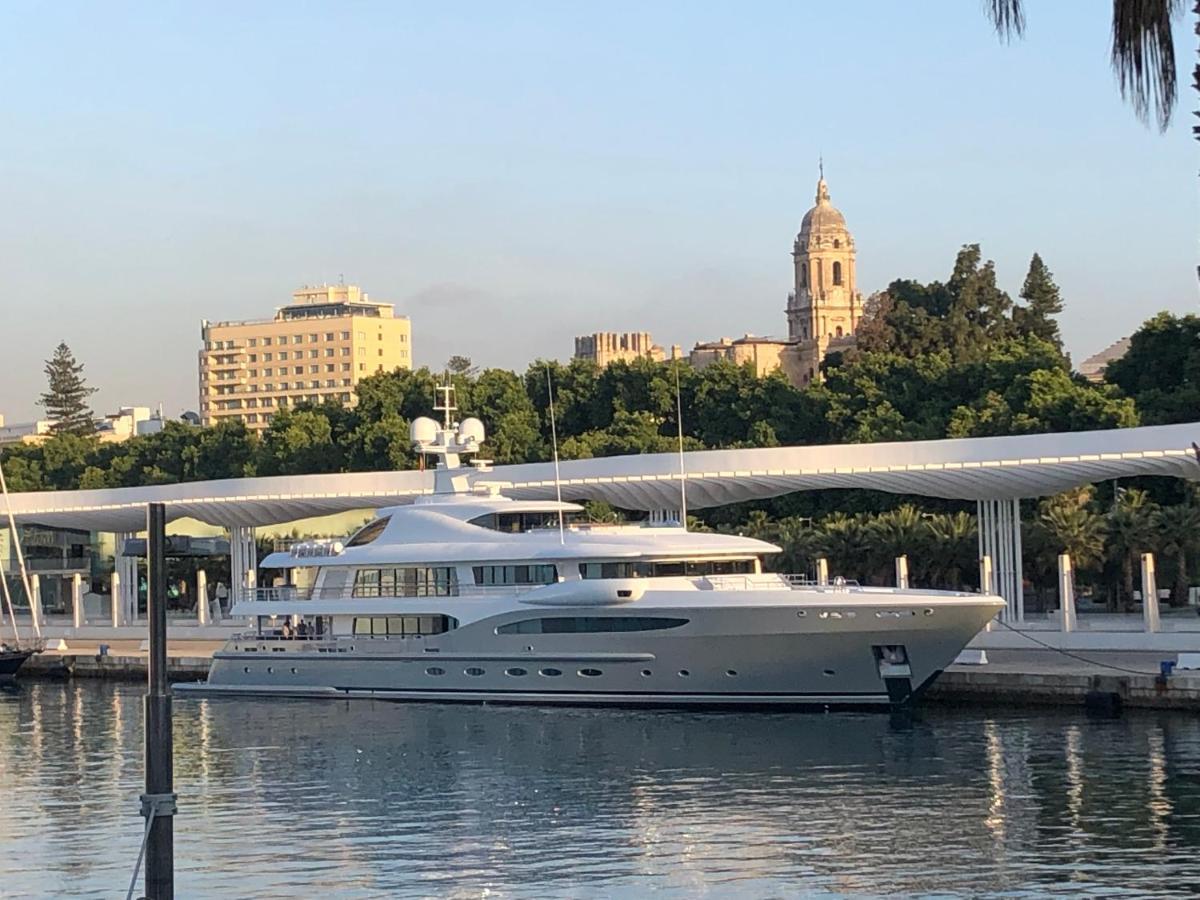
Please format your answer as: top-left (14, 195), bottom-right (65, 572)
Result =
top-left (1013, 253), bottom-right (1064, 348)
top-left (38, 342), bottom-right (97, 435)
top-left (925, 512), bottom-right (978, 590)
top-left (256, 409), bottom-right (343, 476)
top-left (1031, 488), bottom-right (1107, 603)
top-left (1105, 312), bottom-right (1200, 424)
top-left (446, 355), bottom-right (479, 377)
top-left (1153, 497), bottom-right (1200, 606)
top-left (1106, 487), bottom-right (1159, 610)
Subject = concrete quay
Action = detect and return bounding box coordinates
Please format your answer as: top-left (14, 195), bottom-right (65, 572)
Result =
top-left (930, 649), bottom-right (1200, 711)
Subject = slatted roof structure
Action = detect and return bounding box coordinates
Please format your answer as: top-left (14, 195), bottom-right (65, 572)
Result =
top-left (3, 422), bottom-right (1197, 533)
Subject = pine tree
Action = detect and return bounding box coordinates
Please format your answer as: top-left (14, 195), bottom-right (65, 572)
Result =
top-left (38, 342), bottom-right (97, 435)
top-left (1015, 253), bottom-right (1064, 349)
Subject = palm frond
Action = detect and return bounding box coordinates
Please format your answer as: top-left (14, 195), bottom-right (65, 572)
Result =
top-left (1111, 0), bottom-right (1183, 131)
top-left (986, 0), bottom-right (1026, 41)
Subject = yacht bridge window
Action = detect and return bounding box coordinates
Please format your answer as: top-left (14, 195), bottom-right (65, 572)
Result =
top-left (473, 564), bottom-right (558, 586)
top-left (578, 559), bottom-right (754, 579)
top-left (496, 616), bottom-right (689, 635)
top-left (353, 615), bottom-right (458, 636)
top-left (353, 567), bottom-right (458, 597)
top-left (468, 512), bottom-right (576, 533)
top-left (346, 516), bottom-right (391, 547)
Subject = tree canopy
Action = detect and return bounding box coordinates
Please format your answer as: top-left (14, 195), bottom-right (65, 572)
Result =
top-left (38, 342), bottom-right (97, 435)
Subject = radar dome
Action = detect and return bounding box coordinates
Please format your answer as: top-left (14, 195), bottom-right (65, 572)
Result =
top-left (458, 417), bottom-right (486, 444)
top-left (409, 416), bottom-right (438, 445)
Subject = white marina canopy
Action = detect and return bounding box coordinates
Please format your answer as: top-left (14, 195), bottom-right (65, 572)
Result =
top-left (3, 421), bottom-right (1197, 532)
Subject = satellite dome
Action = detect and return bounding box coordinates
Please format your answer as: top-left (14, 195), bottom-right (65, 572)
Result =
top-left (410, 416), bottom-right (438, 445)
top-left (458, 417), bottom-right (485, 444)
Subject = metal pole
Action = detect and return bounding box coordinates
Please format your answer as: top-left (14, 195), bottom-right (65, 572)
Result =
top-left (142, 502), bottom-right (175, 899)
top-left (1141, 552), bottom-right (1161, 634)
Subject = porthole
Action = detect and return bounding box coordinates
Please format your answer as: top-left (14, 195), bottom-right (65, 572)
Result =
top-left (725, 669), bottom-right (738, 677)
top-left (426, 666), bottom-right (445, 676)
top-left (924, 608), bottom-right (934, 616)
top-left (505, 667), bottom-right (528, 677)
top-left (640, 669), bottom-right (652, 677)
top-left (290, 667), bottom-right (298, 675)
top-left (539, 668), bottom-right (562, 677)
top-left (797, 610), bottom-right (808, 617)
top-left (243, 667), bottom-right (250, 674)
top-left (465, 667), bottom-right (485, 677)
top-left (822, 668), bottom-right (836, 677)
top-left (678, 669), bottom-right (690, 677)
top-left (267, 667), bottom-right (274, 674)
top-left (578, 668), bottom-right (602, 677)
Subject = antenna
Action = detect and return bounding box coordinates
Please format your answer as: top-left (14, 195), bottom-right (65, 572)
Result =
top-left (433, 376), bottom-right (456, 430)
top-left (674, 364), bottom-right (687, 530)
top-left (545, 365), bottom-right (565, 545)
top-left (0, 455), bottom-right (39, 641)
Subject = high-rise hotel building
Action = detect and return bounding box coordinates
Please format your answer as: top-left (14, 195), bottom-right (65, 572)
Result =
top-left (199, 284), bottom-right (412, 429)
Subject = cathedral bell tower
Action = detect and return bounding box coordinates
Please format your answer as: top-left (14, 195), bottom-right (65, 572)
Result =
top-left (785, 166), bottom-right (862, 384)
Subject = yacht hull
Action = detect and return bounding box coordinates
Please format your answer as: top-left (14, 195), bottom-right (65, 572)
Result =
top-left (178, 594), bottom-right (1002, 710)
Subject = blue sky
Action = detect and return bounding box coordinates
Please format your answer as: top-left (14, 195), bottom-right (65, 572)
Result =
top-left (0, 1), bottom-right (1195, 421)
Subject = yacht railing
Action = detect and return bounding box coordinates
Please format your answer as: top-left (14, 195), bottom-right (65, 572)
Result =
top-left (249, 583), bottom-right (546, 602)
top-left (704, 573), bottom-right (862, 592)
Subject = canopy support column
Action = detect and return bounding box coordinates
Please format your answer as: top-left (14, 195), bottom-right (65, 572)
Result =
top-left (977, 499), bottom-right (1024, 622)
top-left (115, 532), bottom-right (138, 624)
top-left (229, 526), bottom-right (256, 606)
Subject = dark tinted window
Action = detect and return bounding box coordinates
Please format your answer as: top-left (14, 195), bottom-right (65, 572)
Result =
top-left (473, 564), bottom-right (557, 586)
top-left (353, 567), bottom-right (458, 597)
top-left (352, 615), bottom-right (457, 636)
top-left (496, 616), bottom-right (688, 635)
top-left (579, 559), bottom-right (754, 579)
top-left (469, 512), bottom-right (576, 533)
top-left (346, 516), bottom-right (391, 546)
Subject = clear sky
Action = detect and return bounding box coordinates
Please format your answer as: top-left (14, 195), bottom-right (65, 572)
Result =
top-left (0, 1), bottom-right (1195, 422)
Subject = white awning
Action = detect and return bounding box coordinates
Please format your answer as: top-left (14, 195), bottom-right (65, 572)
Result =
top-left (2, 422), bottom-right (1197, 531)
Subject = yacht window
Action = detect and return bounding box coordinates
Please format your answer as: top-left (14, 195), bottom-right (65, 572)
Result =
top-left (468, 511), bottom-right (576, 533)
top-left (347, 516), bottom-right (391, 547)
top-left (473, 564), bottom-right (558, 586)
top-left (496, 616), bottom-right (689, 635)
top-left (352, 615), bottom-right (457, 636)
top-left (578, 559), bottom-right (754, 579)
top-left (353, 567), bottom-right (458, 597)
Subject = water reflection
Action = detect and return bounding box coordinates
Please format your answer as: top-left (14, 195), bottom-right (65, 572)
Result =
top-left (1, 682), bottom-right (1200, 898)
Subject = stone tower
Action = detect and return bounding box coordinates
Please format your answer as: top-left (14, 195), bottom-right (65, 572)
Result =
top-left (785, 168), bottom-right (863, 385)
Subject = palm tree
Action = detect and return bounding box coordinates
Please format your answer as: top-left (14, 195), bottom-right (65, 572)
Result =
top-left (1106, 487), bottom-right (1159, 611)
top-left (1153, 501), bottom-right (1200, 606)
top-left (819, 513), bottom-right (871, 583)
top-left (987, 1), bottom-right (1186, 132)
top-left (926, 511), bottom-right (978, 591)
top-left (1034, 489), bottom-right (1107, 604)
top-left (866, 505), bottom-right (931, 585)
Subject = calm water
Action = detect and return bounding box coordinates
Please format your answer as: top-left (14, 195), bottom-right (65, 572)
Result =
top-left (2, 683), bottom-right (1200, 898)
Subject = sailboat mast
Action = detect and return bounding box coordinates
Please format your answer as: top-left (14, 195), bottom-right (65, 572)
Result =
top-left (0, 456), bottom-right (40, 639)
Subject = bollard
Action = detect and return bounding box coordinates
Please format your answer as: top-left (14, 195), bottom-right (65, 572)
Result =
top-left (72, 572), bottom-right (85, 629)
top-left (111, 571), bottom-right (123, 628)
top-left (1058, 553), bottom-right (1076, 633)
top-left (895, 555), bottom-right (909, 590)
top-left (196, 569), bottom-right (210, 626)
top-left (1141, 552), bottom-right (1161, 634)
top-left (30, 574), bottom-right (42, 633)
top-left (815, 558), bottom-right (829, 587)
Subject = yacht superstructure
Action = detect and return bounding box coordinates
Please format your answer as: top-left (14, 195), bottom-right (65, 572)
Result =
top-left (179, 406), bottom-right (1003, 708)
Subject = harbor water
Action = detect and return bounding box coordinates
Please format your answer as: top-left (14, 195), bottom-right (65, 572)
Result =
top-left (2, 681), bottom-right (1200, 898)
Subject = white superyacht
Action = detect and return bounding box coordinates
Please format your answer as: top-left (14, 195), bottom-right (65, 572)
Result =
top-left (179, 409), bottom-right (1003, 709)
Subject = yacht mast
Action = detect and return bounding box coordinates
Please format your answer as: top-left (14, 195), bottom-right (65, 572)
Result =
top-left (0, 456), bottom-right (38, 641)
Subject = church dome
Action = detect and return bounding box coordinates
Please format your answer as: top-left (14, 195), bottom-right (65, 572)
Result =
top-left (798, 176), bottom-right (848, 238)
